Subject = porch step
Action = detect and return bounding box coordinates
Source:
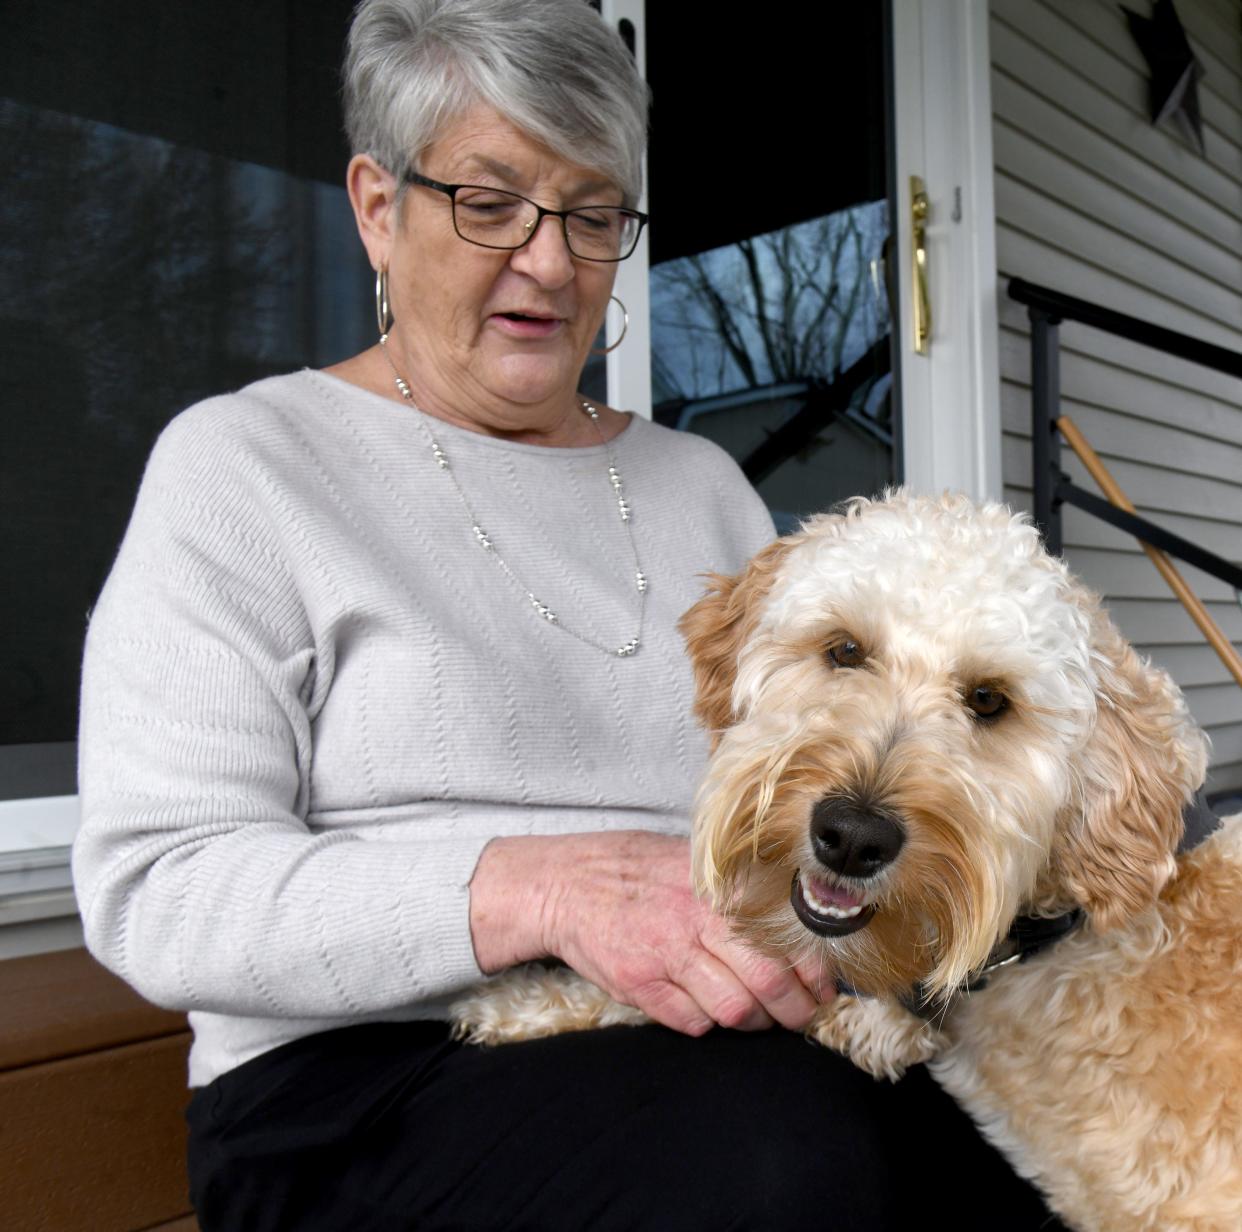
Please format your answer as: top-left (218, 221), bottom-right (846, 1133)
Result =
top-left (0, 948), bottom-right (197, 1231)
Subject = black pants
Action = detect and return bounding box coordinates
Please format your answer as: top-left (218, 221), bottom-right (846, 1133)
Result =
top-left (187, 1021), bottom-right (1067, 1231)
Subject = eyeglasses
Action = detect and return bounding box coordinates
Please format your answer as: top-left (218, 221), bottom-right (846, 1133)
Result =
top-left (403, 170), bottom-right (647, 262)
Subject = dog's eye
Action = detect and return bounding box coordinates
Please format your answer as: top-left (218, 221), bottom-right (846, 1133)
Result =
top-left (966, 685), bottom-right (1007, 720)
top-left (827, 638), bottom-right (867, 668)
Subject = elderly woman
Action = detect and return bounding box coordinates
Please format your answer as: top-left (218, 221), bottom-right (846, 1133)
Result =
top-left (73, 1), bottom-right (1067, 1228)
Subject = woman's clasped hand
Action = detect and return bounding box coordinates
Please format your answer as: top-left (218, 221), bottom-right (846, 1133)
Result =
top-left (469, 830), bottom-right (833, 1036)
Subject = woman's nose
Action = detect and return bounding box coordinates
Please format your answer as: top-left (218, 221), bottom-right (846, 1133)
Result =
top-left (510, 214), bottom-right (576, 286)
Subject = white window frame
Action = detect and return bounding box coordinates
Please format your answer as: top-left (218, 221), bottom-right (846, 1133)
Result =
top-left (0, 794), bottom-right (82, 958)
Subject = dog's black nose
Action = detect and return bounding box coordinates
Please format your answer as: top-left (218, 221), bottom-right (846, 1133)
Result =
top-left (810, 797), bottom-right (905, 879)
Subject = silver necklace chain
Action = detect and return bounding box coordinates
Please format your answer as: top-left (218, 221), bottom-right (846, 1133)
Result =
top-left (379, 336), bottom-right (647, 657)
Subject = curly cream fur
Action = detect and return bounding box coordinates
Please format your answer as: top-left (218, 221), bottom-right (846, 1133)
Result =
top-left (930, 820), bottom-right (1242, 1231)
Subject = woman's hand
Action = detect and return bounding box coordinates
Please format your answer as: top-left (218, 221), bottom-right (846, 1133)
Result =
top-left (468, 831), bottom-right (834, 1036)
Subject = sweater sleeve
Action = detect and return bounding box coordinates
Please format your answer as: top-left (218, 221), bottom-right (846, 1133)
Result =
top-left (73, 407), bottom-right (489, 1017)
top-left (712, 445), bottom-right (779, 565)
top-left (658, 423), bottom-right (777, 570)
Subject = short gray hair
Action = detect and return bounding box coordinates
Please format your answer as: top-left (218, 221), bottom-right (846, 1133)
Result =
top-left (343, 0), bottom-right (649, 205)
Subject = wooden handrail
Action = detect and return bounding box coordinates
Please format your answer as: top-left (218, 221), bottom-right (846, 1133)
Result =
top-left (1057, 415), bottom-right (1242, 690)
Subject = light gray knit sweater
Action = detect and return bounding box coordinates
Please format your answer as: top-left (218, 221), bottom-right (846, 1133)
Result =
top-left (73, 370), bottom-right (775, 1087)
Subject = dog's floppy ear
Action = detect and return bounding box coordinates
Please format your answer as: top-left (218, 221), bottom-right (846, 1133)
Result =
top-left (1056, 601), bottom-right (1209, 929)
top-left (679, 538), bottom-right (791, 748)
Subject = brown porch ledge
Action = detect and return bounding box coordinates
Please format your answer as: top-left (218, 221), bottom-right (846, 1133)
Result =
top-left (0, 947), bottom-right (198, 1232)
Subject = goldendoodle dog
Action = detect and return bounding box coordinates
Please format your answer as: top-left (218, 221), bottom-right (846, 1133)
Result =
top-left (452, 491), bottom-right (1242, 1232)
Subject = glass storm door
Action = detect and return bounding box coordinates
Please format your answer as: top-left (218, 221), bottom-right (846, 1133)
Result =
top-left (641, 5), bottom-right (896, 532)
top-left (595, 0), bottom-right (1002, 517)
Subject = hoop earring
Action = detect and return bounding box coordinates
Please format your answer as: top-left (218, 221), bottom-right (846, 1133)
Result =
top-left (375, 265), bottom-right (392, 339)
top-left (590, 295), bottom-right (628, 356)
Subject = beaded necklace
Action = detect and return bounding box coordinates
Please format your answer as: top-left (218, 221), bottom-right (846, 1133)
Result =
top-left (380, 337), bottom-right (647, 657)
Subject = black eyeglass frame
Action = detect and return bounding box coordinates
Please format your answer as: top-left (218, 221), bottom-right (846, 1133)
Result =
top-left (402, 170), bottom-right (648, 262)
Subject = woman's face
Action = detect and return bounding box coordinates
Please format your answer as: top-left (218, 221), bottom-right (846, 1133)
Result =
top-left (383, 105), bottom-right (621, 435)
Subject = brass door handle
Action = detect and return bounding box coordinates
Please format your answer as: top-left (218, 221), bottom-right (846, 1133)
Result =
top-left (911, 176), bottom-right (931, 355)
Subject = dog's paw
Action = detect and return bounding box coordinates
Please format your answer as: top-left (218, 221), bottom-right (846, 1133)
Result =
top-left (808, 995), bottom-right (940, 1080)
top-left (448, 964), bottom-right (649, 1045)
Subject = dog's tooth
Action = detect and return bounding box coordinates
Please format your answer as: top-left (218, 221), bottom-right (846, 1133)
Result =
top-left (825, 904), bottom-right (863, 919)
top-left (801, 879), bottom-right (865, 920)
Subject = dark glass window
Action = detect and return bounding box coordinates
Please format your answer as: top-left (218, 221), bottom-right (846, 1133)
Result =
top-left (1, 1), bottom-right (366, 796)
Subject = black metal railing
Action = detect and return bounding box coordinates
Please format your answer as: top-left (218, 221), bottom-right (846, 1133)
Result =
top-left (1008, 277), bottom-right (1242, 600)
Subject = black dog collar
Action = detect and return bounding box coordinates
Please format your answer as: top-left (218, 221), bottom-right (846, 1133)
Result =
top-left (894, 788), bottom-right (1222, 1020)
top-left (1178, 787), bottom-right (1222, 855)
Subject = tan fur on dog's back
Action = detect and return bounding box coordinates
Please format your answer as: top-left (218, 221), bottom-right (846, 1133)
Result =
top-left (933, 818), bottom-right (1242, 1232)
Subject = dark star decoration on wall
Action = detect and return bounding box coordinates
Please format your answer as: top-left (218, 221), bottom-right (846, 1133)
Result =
top-left (1121, 0), bottom-right (1206, 153)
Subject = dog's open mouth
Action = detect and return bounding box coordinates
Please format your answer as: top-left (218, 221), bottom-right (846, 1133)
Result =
top-left (791, 871), bottom-right (877, 937)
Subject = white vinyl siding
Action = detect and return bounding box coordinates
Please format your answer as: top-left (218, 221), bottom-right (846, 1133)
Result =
top-left (990, 0), bottom-right (1242, 793)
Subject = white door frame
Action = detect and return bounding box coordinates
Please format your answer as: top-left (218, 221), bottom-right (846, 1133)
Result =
top-left (600, 0), bottom-right (652, 419)
top-left (891, 0), bottom-right (1003, 501)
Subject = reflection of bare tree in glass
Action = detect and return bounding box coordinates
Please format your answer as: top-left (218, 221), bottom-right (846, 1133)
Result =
top-left (0, 102), bottom-right (312, 743)
top-left (651, 204), bottom-right (889, 404)
top-left (2, 108), bottom-right (301, 446)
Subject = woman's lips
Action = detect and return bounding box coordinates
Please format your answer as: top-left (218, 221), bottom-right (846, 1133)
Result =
top-left (490, 311), bottom-right (564, 338)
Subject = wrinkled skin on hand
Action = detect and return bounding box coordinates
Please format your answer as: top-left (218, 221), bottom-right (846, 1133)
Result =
top-left (469, 830), bottom-right (835, 1035)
